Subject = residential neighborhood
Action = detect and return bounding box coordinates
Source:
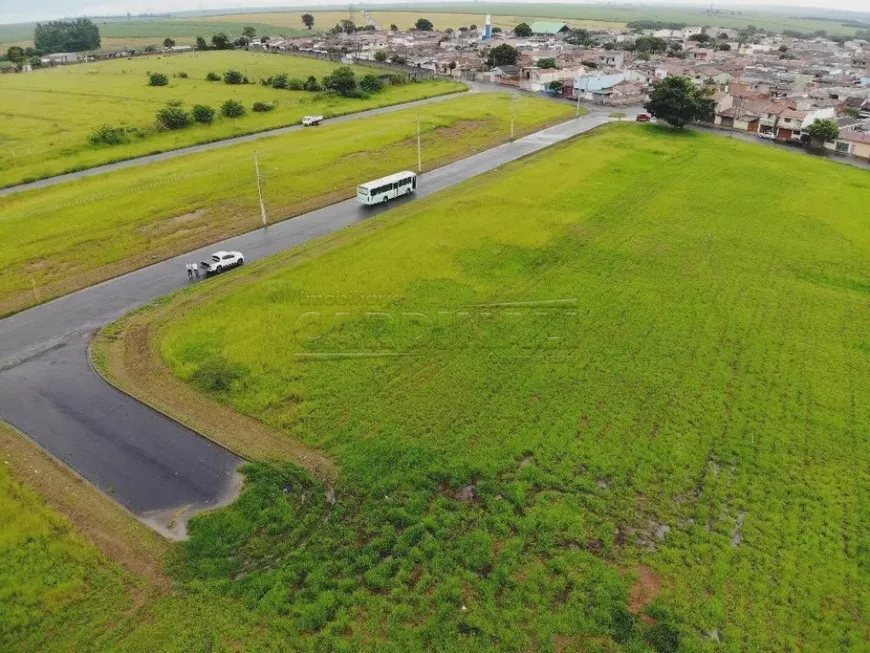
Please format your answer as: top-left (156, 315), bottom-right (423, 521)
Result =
top-left (238, 15), bottom-right (870, 161)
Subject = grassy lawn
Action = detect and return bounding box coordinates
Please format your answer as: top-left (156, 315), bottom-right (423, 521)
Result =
top-left (0, 93), bottom-right (572, 317)
top-left (0, 50), bottom-right (464, 188)
top-left (147, 124), bottom-right (870, 650)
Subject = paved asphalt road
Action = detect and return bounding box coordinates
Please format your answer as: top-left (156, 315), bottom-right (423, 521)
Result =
top-left (0, 110), bottom-right (617, 534)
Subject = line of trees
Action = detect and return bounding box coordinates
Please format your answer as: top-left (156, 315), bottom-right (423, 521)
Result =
top-left (34, 18), bottom-right (100, 53)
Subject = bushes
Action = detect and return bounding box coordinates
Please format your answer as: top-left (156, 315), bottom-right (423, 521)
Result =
top-left (156, 102), bottom-right (192, 130)
top-left (322, 66), bottom-right (357, 97)
top-left (252, 102), bottom-right (275, 113)
top-left (270, 73), bottom-right (289, 89)
top-left (223, 69), bottom-right (244, 85)
top-left (303, 75), bottom-right (321, 92)
top-left (88, 124), bottom-right (132, 146)
top-left (359, 74), bottom-right (384, 94)
top-left (177, 71), bottom-right (188, 79)
top-left (287, 77), bottom-right (304, 90)
top-left (191, 356), bottom-right (247, 393)
top-left (192, 104), bottom-right (216, 124)
top-left (147, 72), bottom-right (169, 86)
top-left (221, 99), bottom-right (245, 118)
top-left (205, 71), bottom-right (221, 81)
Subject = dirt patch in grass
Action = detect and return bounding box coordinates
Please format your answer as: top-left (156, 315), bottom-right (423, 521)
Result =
top-left (628, 565), bottom-right (662, 618)
top-left (137, 208), bottom-right (208, 238)
top-left (92, 296), bottom-right (338, 478)
top-left (0, 420), bottom-right (171, 589)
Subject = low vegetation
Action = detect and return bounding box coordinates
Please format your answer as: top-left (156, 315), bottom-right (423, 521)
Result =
top-left (0, 93), bottom-right (573, 316)
top-left (84, 124), bottom-right (870, 650)
top-left (0, 50), bottom-right (464, 188)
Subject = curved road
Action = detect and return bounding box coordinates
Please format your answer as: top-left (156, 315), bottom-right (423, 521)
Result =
top-left (0, 110), bottom-right (619, 536)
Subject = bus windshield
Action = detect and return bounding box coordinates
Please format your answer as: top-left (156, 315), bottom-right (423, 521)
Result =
top-left (357, 186), bottom-right (369, 195)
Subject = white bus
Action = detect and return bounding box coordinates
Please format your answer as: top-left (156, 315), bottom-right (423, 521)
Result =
top-left (357, 171), bottom-right (417, 206)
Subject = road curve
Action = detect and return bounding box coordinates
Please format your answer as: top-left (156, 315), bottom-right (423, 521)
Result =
top-left (0, 88), bottom-right (473, 199)
top-left (0, 111), bottom-right (616, 535)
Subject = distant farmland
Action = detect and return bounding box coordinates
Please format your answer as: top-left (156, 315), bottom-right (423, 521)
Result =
top-left (0, 50), bottom-right (463, 188)
top-left (88, 124), bottom-right (870, 651)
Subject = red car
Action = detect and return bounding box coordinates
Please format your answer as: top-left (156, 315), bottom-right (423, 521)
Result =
top-left (636, 113), bottom-right (651, 122)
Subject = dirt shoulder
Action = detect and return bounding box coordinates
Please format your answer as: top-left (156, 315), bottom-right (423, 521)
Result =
top-left (0, 420), bottom-right (171, 589)
top-left (91, 293), bottom-right (338, 480)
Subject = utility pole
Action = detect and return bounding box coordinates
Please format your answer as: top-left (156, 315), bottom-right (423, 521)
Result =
top-left (416, 114), bottom-right (422, 173)
top-left (510, 95), bottom-right (515, 140)
top-left (575, 87), bottom-right (581, 118)
top-left (254, 151), bottom-right (267, 226)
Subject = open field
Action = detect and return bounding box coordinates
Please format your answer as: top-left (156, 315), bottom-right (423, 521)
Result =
top-left (0, 50), bottom-right (464, 188)
top-left (0, 93), bottom-right (572, 317)
top-left (81, 124), bottom-right (870, 650)
top-left (0, 18), bottom-right (307, 51)
top-left (197, 10), bottom-right (625, 32)
top-left (398, 2), bottom-right (870, 35)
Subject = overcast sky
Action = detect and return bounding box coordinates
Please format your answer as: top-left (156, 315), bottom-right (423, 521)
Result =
top-left (5, 0), bottom-right (870, 26)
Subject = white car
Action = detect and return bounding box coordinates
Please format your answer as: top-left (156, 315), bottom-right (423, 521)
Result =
top-left (302, 115), bottom-right (323, 126)
top-left (757, 131), bottom-right (776, 140)
top-left (201, 251), bottom-right (244, 275)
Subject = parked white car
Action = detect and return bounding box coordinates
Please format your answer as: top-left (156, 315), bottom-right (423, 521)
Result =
top-left (757, 131), bottom-right (776, 140)
top-left (302, 115), bottom-right (323, 126)
top-left (201, 251), bottom-right (244, 275)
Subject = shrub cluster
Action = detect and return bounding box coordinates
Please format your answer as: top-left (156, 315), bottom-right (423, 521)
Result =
top-left (192, 104), bottom-right (216, 124)
top-left (147, 71), bottom-right (169, 87)
top-left (156, 101), bottom-right (192, 130)
top-left (252, 102), bottom-right (275, 113)
top-left (223, 69), bottom-right (251, 85)
top-left (176, 71), bottom-right (189, 79)
top-left (89, 124), bottom-right (134, 146)
top-left (206, 71), bottom-right (221, 81)
top-left (221, 99), bottom-right (245, 118)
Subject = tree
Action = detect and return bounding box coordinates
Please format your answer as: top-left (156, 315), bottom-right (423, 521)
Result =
top-left (717, 43), bottom-right (731, 51)
top-left (196, 37), bottom-right (208, 51)
top-left (192, 104), bottom-right (215, 124)
top-left (415, 18), bottom-right (434, 32)
top-left (374, 51), bottom-right (387, 62)
top-left (206, 71), bottom-right (221, 81)
top-left (34, 18), bottom-right (100, 53)
top-left (547, 80), bottom-right (563, 92)
top-left (688, 32), bottom-right (712, 43)
top-left (806, 119), bottom-right (839, 146)
top-left (302, 13), bottom-right (315, 30)
top-left (163, 37), bottom-right (176, 49)
top-left (322, 66), bottom-right (357, 96)
top-left (390, 24), bottom-right (398, 32)
top-left (492, 27), bottom-right (502, 34)
top-left (643, 75), bottom-right (715, 128)
top-left (360, 74), bottom-right (384, 94)
top-left (6, 46), bottom-right (25, 66)
top-left (778, 45), bottom-right (788, 52)
top-left (390, 54), bottom-right (407, 65)
top-left (148, 72), bottom-right (169, 86)
top-left (486, 44), bottom-right (519, 67)
top-left (635, 36), bottom-right (668, 54)
top-left (211, 33), bottom-right (231, 50)
top-left (537, 57), bottom-right (557, 69)
top-left (514, 22), bottom-right (532, 38)
top-left (242, 26), bottom-right (257, 39)
top-left (340, 20), bottom-right (356, 34)
top-left (234, 37), bottom-right (250, 48)
top-left (260, 36), bottom-right (269, 44)
top-left (221, 99), bottom-right (245, 118)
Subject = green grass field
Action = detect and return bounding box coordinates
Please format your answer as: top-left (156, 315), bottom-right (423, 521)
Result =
top-left (0, 50), bottom-right (463, 188)
top-left (7, 124), bottom-right (870, 650)
top-left (152, 125), bottom-right (870, 650)
top-left (0, 93), bottom-right (572, 317)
